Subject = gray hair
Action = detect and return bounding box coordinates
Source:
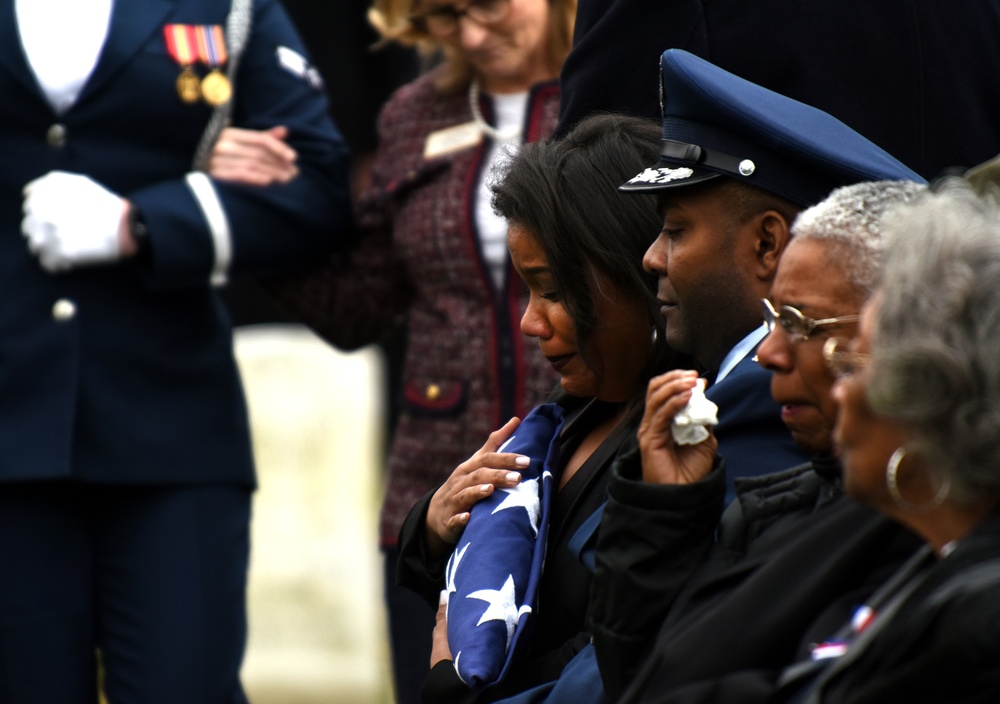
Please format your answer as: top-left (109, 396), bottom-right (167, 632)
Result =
top-left (791, 180), bottom-right (927, 296)
top-left (868, 177), bottom-right (1000, 502)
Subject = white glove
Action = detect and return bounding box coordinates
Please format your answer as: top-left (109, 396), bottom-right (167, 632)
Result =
top-left (22, 171), bottom-right (125, 272)
top-left (671, 378), bottom-right (719, 446)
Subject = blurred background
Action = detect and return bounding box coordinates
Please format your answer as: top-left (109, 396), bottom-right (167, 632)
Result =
top-left (235, 325), bottom-right (392, 704)
top-left (220, 3), bottom-right (425, 700)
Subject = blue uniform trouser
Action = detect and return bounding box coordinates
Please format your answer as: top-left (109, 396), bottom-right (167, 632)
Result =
top-left (0, 482), bottom-right (251, 704)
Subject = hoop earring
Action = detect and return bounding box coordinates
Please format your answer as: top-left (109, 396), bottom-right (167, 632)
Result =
top-left (651, 326), bottom-right (659, 345)
top-left (885, 447), bottom-right (950, 512)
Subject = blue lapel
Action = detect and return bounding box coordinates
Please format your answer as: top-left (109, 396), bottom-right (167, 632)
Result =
top-left (77, 0), bottom-right (175, 105)
top-left (0, 0), bottom-right (176, 111)
top-left (0, 0), bottom-right (46, 105)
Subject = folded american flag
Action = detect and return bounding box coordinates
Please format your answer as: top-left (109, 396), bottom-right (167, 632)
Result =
top-left (444, 403), bottom-right (565, 690)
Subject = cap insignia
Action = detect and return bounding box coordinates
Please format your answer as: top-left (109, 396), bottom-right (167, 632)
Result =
top-left (628, 167), bottom-right (695, 185)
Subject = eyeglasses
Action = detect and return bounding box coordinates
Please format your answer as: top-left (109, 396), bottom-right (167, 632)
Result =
top-left (823, 337), bottom-right (869, 379)
top-left (761, 298), bottom-right (860, 343)
top-left (409, 0), bottom-right (511, 35)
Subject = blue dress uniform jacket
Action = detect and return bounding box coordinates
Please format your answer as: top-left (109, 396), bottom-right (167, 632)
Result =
top-left (0, 0), bottom-right (350, 487)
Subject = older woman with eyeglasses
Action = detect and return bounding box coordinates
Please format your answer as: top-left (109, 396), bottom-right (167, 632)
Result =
top-left (775, 178), bottom-right (1000, 703)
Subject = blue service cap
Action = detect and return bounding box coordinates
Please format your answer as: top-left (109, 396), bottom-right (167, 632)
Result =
top-left (620, 49), bottom-right (926, 205)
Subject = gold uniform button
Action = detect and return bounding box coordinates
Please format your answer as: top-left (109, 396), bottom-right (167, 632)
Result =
top-left (52, 298), bottom-right (77, 322)
top-left (47, 124), bottom-right (67, 148)
top-left (425, 384), bottom-right (441, 401)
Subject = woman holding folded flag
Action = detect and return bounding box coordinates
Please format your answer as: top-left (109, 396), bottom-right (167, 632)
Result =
top-left (392, 113), bottom-right (680, 703)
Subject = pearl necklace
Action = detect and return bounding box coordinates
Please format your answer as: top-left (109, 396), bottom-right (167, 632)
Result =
top-left (468, 80), bottom-right (523, 142)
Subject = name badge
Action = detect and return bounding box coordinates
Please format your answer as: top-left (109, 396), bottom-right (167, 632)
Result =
top-left (424, 121), bottom-right (482, 159)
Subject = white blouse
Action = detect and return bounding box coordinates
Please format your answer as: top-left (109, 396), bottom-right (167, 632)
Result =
top-left (476, 90), bottom-right (528, 292)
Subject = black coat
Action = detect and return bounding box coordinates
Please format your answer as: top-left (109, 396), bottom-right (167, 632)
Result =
top-left (590, 452), bottom-right (922, 704)
top-left (788, 509), bottom-right (1000, 704)
top-left (396, 392), bottom-right (636, 702)
top-left (558, 0), bottom-right (1000, 179)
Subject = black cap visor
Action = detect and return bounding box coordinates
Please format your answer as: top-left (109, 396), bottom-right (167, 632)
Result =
top-left (619, 161), bottom-right (721, 192)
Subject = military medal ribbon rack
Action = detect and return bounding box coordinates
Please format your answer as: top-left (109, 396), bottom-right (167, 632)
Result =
top-left (164, 24), bottom-right (232, 106)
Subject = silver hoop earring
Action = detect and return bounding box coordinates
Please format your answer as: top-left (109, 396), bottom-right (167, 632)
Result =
top-left (885, 447), bottom-right (950, 512)
top-left (651, 326), bottom-right (659, 345)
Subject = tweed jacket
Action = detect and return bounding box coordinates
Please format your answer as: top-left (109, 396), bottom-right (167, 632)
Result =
top-left (270, 67), bottom-right (561, 545)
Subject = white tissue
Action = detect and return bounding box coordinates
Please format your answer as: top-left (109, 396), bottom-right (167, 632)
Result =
top-left (671, 378), bottom-right (719, 446)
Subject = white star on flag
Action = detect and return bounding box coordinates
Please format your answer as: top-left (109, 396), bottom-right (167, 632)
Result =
top-left (467, 574), bottom-right (531, 650)
top-left (493, 478), bottom-right (541, 535)
top-left (445, 542), bottom-right (470, 606)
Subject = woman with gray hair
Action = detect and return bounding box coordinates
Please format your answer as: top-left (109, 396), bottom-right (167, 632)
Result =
top-left (795, 177), bottom-right (1000, 702)
top-left (754, 179), bottom-right (926, 454)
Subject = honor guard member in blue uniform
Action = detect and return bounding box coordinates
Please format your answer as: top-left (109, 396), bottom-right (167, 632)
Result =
top-left (0, 0), bottom-right (349, 701)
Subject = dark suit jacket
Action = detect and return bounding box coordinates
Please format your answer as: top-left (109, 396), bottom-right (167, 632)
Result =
top-left (558, 0), bottom-right (1000, 179)
top-left (0, 0), bottom-right (349, 486)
